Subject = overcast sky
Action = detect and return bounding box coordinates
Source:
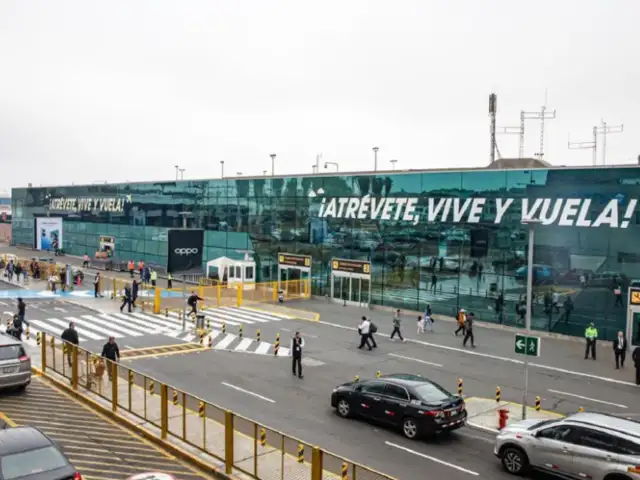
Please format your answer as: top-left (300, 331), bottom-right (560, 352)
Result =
top-left (1, 0), bottom-right (639, 191)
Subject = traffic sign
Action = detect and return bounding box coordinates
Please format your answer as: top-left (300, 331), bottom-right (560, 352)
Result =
top-left (514, 334), bottom-right (541, 357)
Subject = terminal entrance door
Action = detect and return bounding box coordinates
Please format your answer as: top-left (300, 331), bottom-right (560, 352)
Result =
top-left (626, 288), bottom-right (640, 347)
top-left (277, 253), bottom-right (312, 298)
top-left (330, 258), bottom-right (371, 308)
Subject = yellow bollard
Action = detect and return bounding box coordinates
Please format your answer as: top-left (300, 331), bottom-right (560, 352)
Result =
top-left (376, 371), bottom-right (381, 378)
top-left (165, 308), bottom-right (169, 317)
top-left (578, 407), bottom-right (584, 413)
top-left (172, 390), bottom-right (179, 406)
top-left (222, 321), bottom-right (226, 334)
top-left (274, 333), bottom-right (280, 356)
top-left (25, 327), bottom-right (30, 341)
top-left (457, 378), bottom-right (463, 396)
top-left (207, 318), bottom-right (211, 330)
top-left (535, 396), bottom-right (541, 411)
top-left (198, 401), bottom-right (205, 418)
top-left (257, 329), bottom-right (261, 342)
top-left (297, 444), bottom-right (304, 463)
top-left (178, 311), bottom-right (182, 321)
top-left (260, 428), bottom-right (266, 446)
top-left (208, 335), bottom-right (213, 348)
top-left (128, 370), bottom-right (134, 385)
top-left (149, 381), bottom-right (155, 395)
top-left (36, 332), bottom-right (41, 346)
top-left (239, 325), bottom-right (243, 338)
top-left (354, 375), bottom-right (359, 382)
top-left (496, 387), bottom-right (501, 403)
top-left (199, 332), bottom-right (204, 346)
top-left (341, 462), bottom-right (348, 480)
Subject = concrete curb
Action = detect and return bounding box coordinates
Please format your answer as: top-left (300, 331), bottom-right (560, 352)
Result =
top-left (32, 368), bottom-right (236, 480)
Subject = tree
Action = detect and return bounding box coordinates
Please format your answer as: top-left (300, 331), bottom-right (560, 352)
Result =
top-left (383, 177), bottom-right (393, 197)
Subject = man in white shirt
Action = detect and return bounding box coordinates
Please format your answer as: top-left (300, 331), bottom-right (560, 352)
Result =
top-left (358, 316), bottom-right (373, 351)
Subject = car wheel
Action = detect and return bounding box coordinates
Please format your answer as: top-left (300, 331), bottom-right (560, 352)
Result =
top-left (501, 446), bottom-right (529, 475)
top-left (336, 399), bottom-right (351, 418)
top-left (402, 417), bottom-right (420, 440)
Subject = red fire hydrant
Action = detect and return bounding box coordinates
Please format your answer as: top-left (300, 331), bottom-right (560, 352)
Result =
top-left (498, 408), bottom-right (509, 430)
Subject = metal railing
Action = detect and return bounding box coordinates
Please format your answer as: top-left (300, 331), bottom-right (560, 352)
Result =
top-left (37, 333), bottom-right (394, 480)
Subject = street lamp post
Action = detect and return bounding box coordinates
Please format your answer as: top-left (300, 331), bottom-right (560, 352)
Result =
top-left (522, 219), bottom-right (541, 419)
top-left (174, 165), bottom-right (179, 180)
top-left (372, 147), bottom-right (379, 171)
top-left (324, 162), bottom-right (339, 172)
top-left (220, 161), bottom-right (225, 178)
top-left (270, 154), bottom-right (276, 176)
top-left (390, 159), bottom-right (398, 171)
top-left (179, 168), bottom-right (185, 180)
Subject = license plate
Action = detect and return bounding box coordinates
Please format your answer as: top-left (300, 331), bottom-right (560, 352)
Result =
top-left (450, 410), bottom-right (458, 416)
top-left (2, 367), bottom-right (16, 374)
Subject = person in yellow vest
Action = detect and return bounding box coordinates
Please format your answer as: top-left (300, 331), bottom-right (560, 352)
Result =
top-left (150, 269), bottom-right (158, 288)
top-left (127, 260), bottom-right (134, 278)
top-left (167, 272), bottom-right (173, 289)
top-left (454, 309), bottom-right (466, 336)
top-left (584, 322), bottom-right (598, 360)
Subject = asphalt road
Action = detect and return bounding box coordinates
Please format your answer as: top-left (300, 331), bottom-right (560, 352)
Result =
top-left (108, 300), bottom-right (639, 480)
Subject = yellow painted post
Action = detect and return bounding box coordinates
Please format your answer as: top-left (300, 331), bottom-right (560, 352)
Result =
top-left (458, 378), bottom-right (463, 396)
top-left (297, 444), bottom-right (304, 463)
top-left (496, 387), bottom-right (501, 403)
top-left (222, 322), bottom-right (226, 334)
top-left (149, 380), bottom-right (155, 396)
top-left (41, 333), bottom-right (47, 372)
top-left (154, 287), bottom-right (161, 314)
top-left (224, 410), bottom-right (234, 474)
top-left (260, 427), bottom-right (266, 446)
top-left (376, 371), bottom-right (381, 378)
top-left (272, 282), bottom-right (278, 302)
top-left (535, 396), bottom-right (541, 411)
top-left (256, 329), bottom-right (261, 342)
top-left (112, 278), bottom-right (117, 298)
top-left (274, 333), bottom-right (280, 356)
top-left (311, 447), bottom-right (323, 480)
top-left (236, 284), bottom-right (242, 307)
top-left (239, 325), bottom-right (243, 338)
top-left (198, 285), bottom-right (204, 299)
top-left (160, 384), bottom-right (168, 440)
top-left (112, 362), bottom-right (118, 412)
top-left (172, 390), bottom-right (179, 406)
top-left (71, 346), bottom-right (79, 390)
top-left (216, 284), bottom-right (221, 307)
top-left (341, 462), bottom-right (348, 480)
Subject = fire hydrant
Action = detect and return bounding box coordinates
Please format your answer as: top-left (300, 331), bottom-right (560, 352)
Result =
top-left (498, 408), bottom-right (509, 430)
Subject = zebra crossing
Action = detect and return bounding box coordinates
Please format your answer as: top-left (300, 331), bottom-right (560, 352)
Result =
top-left (165, 306), bottom-right (292, 356)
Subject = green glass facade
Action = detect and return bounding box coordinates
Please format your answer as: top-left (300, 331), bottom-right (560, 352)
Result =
top-left (11, 166), bottom-right (640, 340)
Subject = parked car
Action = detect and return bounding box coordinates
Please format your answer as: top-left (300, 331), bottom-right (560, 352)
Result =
top-left (0, 333), bottom-right (31, 391)
top-left (495, 412), bottom-right (640, 479)
top-left (331, 373), bottom-right (466, 439)
top-left (515, 264), bottom-right (558, 285)
top-left (588, 271), bottom-right (630, 289)
top-left (0, 426), bottom-right (81, 479)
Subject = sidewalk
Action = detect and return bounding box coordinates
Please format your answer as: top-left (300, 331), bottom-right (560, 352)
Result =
top-left (42, 346), bottom-right (343, 480)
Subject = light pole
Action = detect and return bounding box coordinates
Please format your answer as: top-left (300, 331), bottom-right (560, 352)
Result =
top-left (179, 168), bottom-right (185, 180)
top-left (372, 147), bottom-right (379, 171)
top-left (390, 159), bottom-right (398, 171)
top-left (324, 161), bottom-right (339, 172)
top-left (174, 165), bottom-right (179, 180)
top-left (270, 154), bottom-right (276, 176)
top-left (220, 161), bottom-right (225, 178)
top-left (521, 218), bottom-right (541, 419)
top-left (178, 211), bottom-right (193, 331)
top-left (263, 170), bottom-right (267, 176)
top-left (236, 172), bottom-right (243, 176)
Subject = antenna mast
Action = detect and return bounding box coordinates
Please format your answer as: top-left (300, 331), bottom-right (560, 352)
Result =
top-left (521, 90), bottom-right (556, 159)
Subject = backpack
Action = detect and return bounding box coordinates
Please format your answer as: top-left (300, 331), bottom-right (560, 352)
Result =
top-left (370, 322), bottom-right (378, 333)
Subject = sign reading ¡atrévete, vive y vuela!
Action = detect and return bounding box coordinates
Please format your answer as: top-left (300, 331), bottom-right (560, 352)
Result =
top-left (48, 195), bottom-right (133, 213)
top-left (331, 258), bottom-right (371, 276)
top-left (278, 254), bottom-right (311, 269)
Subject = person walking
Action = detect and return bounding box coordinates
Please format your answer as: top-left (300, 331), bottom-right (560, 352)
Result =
top-left (131, 280), bottom-right (140, 308)
top-left (150, 269), bottom-right (158, 288)
top-left (614, 285), bottom-right (624, 307)
top-left (390, 309), bottom-right (404, 341)
top-left (11, 299), bottom-right (28, 341)
top-left (61, 322), bottom-right (79, 367)
top-left (584, 322), bottom-right (598, 360)
top-left (358, 317), bottom-right (373, 351)
top-left (563, 295), bottom-right (574, 324)
top-left (613, 330), bottom-right (628, 369)
top-left (128, 260), bottom-right (135, 278)
top-left (93, 273), bottom-right (102, 298)
top-left (290, 331), bottom-right (305, 379)
top-left (633, 347), bottom-right (640, 385)
top-left (167, 272), bottom-right (173, 289)
top-left (101, 337), bottom-right (120, 381)
top-left (454, 309), bottom-right (466, 336)
top-left (423, 305), bottom-right (434, 332)
top-left (462, 312), bottom-right (475, 348)
top-left (430, 272), bottom-right (437, 294)
top-left (187, 291), bottom-right (203, 317)
top-left (120, 284), bottom-right (132, 313)
top-left (416, 315), bottom-right (424, 334)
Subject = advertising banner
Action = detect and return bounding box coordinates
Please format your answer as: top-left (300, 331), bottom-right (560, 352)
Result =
top-left (35, 217), bottom-right (63, 251)
top-left (167, 229), bottom-right (204, 274)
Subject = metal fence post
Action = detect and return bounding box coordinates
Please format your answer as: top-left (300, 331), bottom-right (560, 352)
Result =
top-left (111, 363), bottom-right (118, 412)
top-left (160, 384), bottom-right (168, 439)
top-left (71, 346), bottom-right (78, 390)
top-left (41, 332), bottom-right (47, 372)
top-left (225, 410), bottom-right (234, 474)
top-left (311, 447), bottom-right (323, 480)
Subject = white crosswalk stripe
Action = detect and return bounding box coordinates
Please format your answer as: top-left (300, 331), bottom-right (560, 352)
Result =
top-left (168, 329), bottom-right (290, 357)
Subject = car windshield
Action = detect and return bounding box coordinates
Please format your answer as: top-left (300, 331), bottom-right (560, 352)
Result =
top-left (526, 419), bottom-right (557, 431)
top-left (1, 446), bottom-right (68, 479)
top-left (413, 382), bottom-right (451, 403)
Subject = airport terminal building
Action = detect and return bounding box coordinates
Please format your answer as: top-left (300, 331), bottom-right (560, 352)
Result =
top-left (11, 163), bottom-right (640, 340)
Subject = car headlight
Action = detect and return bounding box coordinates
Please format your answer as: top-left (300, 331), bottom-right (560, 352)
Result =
top-left (332, 388), bottom-right (338, 393)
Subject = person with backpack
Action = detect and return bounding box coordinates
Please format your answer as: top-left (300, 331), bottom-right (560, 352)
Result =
top-left (357, 316), bottom-right (374, 351)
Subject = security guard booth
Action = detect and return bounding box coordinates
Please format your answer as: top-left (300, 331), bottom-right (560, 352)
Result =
top-left (277, 253), bottom-right (312, 297)
top-left (330, 258), bottom-right (371, 308)
top-left (626, 287), bottom-right (640, 347)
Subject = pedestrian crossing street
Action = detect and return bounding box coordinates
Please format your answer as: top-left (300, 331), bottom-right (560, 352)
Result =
top-left (0, 306), bottom-right (292, 356)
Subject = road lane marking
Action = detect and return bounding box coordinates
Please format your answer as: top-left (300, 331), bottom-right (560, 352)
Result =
top-left (316, 319), bottom-right (639, 387)
top-left (388, 353), bottom-right (443, 367)
top-left (385, 441), bottom-right (479, 476)
top-left (548, 389), bottom-right (628, 409)
top-left (221, 382), bottom-right (275, 403)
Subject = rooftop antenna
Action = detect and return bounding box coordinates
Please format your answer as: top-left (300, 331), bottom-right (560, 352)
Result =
top-left (568, 127), bottom-right (598, 165)
top-left (521, 89), bottom-right (556, 159)
top-left (596, 119), bottom-right (623, 165)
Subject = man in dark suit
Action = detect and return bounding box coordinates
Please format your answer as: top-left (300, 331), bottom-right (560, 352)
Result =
top-left (633, 347), bottom-right (640, 385)
top-left (613, 330), bottom-right (628, 369)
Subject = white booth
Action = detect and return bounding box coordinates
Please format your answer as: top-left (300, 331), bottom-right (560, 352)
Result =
top-left (206, 254), bottom-right (256, 290)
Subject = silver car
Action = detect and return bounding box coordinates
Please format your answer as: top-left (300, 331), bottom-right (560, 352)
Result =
top-left (495, 412), bottom-right (640, 479)
top-left (0, 333), bottom-right (31, 390)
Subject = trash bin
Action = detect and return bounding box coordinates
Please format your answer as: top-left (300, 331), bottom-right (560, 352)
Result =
top-left (196, 313), bottom-right (205, 330)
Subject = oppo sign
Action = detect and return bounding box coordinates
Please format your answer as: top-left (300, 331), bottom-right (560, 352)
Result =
top-left (167, 229), bottom-right (204, 274)
top-left (174, 248), bottom-right (199, 255)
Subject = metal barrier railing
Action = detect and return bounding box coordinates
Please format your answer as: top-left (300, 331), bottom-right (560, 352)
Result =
top-left (37, 333), bottom-right (394, 480)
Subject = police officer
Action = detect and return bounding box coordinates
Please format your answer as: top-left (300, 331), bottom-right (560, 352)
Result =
top-left (584, 322), bottom-right (598, 360)
top-left (290, 331), bottom-right (304, 379)
top-left (101, 336), bottom-right (120, 382)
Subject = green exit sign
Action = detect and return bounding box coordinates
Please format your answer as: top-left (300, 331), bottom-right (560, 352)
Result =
top-left (515, 334), bottom-right (541, 357)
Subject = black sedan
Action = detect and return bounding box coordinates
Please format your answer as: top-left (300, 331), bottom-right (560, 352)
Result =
top-left (0, 426), bottom-right (80, 479)
top-left (331, 373), bottom-right (466, 439)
